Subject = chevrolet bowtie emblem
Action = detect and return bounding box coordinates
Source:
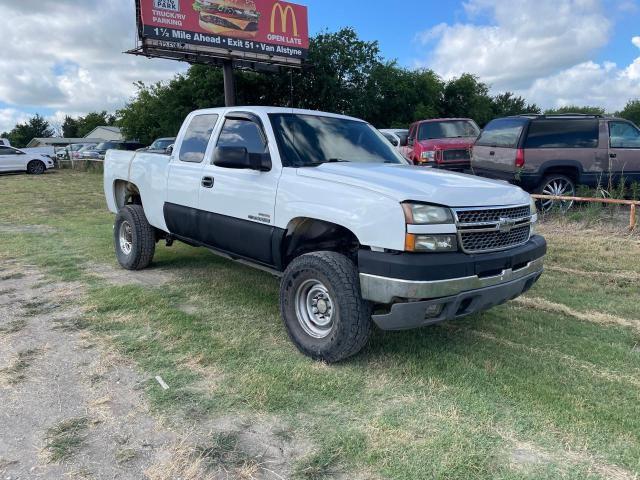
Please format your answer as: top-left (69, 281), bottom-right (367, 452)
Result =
top-left (497, 217), bottom-right (517, 233)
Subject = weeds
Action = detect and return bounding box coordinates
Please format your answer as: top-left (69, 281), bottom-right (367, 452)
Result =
top-left (0, 319), bottom-right (27, 334)
top-left (0, 348), bottom-right (41, 384)
top-left (44, 417), bottom-right (89, 462)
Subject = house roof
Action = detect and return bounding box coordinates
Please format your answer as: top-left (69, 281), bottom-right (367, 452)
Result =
top-left (26, 137), bottom-right (105, 147)
top-left (83, 126), bottom-right (122, 138)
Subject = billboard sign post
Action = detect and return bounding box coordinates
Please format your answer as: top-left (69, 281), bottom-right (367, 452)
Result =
top-left (129, 0), bottom-right (309, 105)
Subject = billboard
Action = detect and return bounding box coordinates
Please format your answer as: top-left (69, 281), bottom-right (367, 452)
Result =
top-left (137, 0), bottom-right (309, 65)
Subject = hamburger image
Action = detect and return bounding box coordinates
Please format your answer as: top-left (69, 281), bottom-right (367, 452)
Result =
top-left (193, 0), bottom-right (261, 38)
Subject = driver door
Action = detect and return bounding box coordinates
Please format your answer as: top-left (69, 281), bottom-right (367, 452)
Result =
top-left (608, 121), bottom-right (640, 183)
top-left (0, 146), bottom-right (23, 172)
top-left (198, 112), bottom-right (282, 266)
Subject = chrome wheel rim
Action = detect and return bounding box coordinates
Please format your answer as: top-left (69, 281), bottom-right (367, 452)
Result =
top-left (294, 279), bottom-right (335, 339)
top-left (541, 179), bottom-right (575, 212)
top-left (119, 221), bottom-right (133, 255)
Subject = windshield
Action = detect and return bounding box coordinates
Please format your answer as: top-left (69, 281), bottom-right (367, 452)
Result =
top-left (418, 120), bottom-right (480, 141)
top-left (269, 114), bottom-right (405, 167)
top-left (151, 139), bottom-right (173, 150)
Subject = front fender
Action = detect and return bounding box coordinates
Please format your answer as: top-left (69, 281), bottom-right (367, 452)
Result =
top-left (274, 172), bottom-right (407, 251)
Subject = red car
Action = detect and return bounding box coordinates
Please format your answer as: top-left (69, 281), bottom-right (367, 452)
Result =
top-left (404, 118), bottom-right (480, 171)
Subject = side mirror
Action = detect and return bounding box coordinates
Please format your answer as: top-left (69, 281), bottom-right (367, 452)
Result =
top-left (165, 144), bottom-right (174, 155)
top-left (214, 146), bottom-right (271, 172)
top-left (391, 138), bottom-right (399, 147)
top-left (408, 137), bottom-right (415, 147)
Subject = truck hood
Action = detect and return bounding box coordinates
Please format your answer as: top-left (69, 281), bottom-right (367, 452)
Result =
top-left (296, 163), bottom-right (530, 207)
top-left (419, 137), bottom-right (476, 149)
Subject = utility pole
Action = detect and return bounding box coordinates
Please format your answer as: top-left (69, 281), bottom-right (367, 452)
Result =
top-left (223, 59), bottom-right (235, 107)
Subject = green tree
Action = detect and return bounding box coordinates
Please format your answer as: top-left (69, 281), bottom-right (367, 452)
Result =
top-left (492, 92), bottom-right (541, 117)
top-left (6, 114), bottom-right (54, 148)
top-left (619, 99), bottom-right (640, 126)
top-left (62, 115), bottom-right (79, 138)
top-left (441, 74), bottom-right (494, 126)
top-left (76, 111), bottom-right (116, 137)
top-left (544, 105), bottom-right (605, 115)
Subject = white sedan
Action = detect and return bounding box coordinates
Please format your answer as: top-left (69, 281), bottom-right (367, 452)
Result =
top-left (0, 145), bottom-right (55, 174)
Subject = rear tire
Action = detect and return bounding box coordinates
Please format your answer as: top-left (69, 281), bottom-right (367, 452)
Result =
top-left (27, 160), bottom-right (45, 175)
top-left (280, 251), bottom-right (372, 363)
top-left (114, 205), bottom-right (156, 270)
top-left (536, 174), bottom-right (576, 212)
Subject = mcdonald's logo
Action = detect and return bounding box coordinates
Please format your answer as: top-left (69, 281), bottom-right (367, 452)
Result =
top-left (270, 3), bottom-right (299, 36)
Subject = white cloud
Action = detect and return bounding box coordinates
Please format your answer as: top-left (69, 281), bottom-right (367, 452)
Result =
top-left (415, 0), bottom-right (640, 110)
top-left (0, 109), bottom-right (31, 134)
top-left (417, 0), bottom-right (611, 90)
top-left (0, 0), bottom-right (187, 127)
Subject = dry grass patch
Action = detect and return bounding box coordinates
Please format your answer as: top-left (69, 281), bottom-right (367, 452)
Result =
top-left (0, 347), bottom-right (42, 385)
top-left (44, 417), bottom-right (90, 463)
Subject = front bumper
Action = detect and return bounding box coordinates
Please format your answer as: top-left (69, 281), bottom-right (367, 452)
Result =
top-left (358, 235), bottom-right (546, 330)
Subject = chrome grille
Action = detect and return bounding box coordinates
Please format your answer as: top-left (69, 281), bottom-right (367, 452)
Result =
top-left (442, 149), bottom-right (470, 161)
top-left (455, 205), bottom-right (532, 253)
top-left (456, 206), bottom-right (530, 224)
top-left (460, 225), bottom-right (531, 253)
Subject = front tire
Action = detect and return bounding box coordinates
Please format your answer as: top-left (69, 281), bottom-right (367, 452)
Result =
top-left (27, 160), bottom-right (45, 175)
top-left (114, 205), bottom-right (156, 270)
top-left (280, 251), bottom-right (372, 363)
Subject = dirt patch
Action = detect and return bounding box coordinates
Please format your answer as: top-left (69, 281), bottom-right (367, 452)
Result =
top-left (0, 264), bottom-right (309, 479)
top-left (500, 430), bottom-right (636, 480)
top-left (514, 296), bottom-right (640, 332)
top-left (86, 262), bottom-right (173, 287)
top-left (0, 224), bottom-right (57, 235)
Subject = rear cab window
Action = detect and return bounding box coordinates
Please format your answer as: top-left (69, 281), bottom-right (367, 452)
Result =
top-left (525, 119), bottom-right (599, 148)
top-left (179, 114), bottom-right (219, 163)
top-left (476, 118), bottom-right (527, 148)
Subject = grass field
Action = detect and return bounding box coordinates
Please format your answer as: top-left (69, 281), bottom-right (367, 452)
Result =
top-left (1, 170), bottom-right (639, 479)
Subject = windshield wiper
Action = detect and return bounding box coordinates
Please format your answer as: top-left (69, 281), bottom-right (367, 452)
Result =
top-left (298, 158), bottom-right (350, 167)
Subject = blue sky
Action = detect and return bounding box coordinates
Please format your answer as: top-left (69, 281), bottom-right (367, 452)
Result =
top-left (0, 0), bottom-right (639, 133)
top-left (304, 0), bottom-right (639, 70)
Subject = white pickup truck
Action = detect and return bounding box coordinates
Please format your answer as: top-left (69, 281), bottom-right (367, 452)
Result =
top-left (104, 107), bottom-right (546, 362)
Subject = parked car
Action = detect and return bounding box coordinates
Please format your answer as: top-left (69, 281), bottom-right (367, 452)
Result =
top-left (90, 141), bottom-right (146, 160)
top-left (0, 145), bottom-right (55, 174)
top-left (380, 129), bottom-right (409, 152)
top-left (57, 143), bottom-right (98, 160)
top-left (104, 107), bottom-right (545, 362)
top-left (138, 137), bottom-right (176, 154)
top-left (405, 118), bottom-right (480, 170)
top-left (72, 144), bottom-right (99, 159)
top-left (471, 114), bottom-right (640, 211)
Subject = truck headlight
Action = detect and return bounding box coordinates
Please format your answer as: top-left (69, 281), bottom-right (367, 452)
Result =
top-left (530, 197), bottom-right (538, 234)
top-left (406, 234), bottom-right (458, 252)
top-left (420, 151), bottom-right (435, 161)
top-left (402, 203), bottom-right (454, 225)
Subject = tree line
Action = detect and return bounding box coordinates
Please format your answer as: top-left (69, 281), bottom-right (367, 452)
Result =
top-left (3, 28), bottom-right (640, 147)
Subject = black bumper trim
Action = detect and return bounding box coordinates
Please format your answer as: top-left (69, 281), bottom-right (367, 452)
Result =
top-left (372, 270), bottom-right (542, 330)
top-left (358, 235), bottom-right (547, 282)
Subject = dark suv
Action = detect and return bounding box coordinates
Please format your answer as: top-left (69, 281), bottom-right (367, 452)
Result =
top-left (471, 114), bottom-right (640, 209)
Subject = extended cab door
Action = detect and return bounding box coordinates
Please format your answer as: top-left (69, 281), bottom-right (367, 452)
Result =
top-left (197, 112), bottom-right (282, 266)
top-left (164, 113), bottom-right (220, 240)
top-left (608, 120), bottom-right (640, 183)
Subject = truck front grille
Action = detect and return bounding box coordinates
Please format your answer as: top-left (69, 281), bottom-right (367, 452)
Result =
top-left (442, 149), bottom-right (471, 162)
top-left (454, 205), bottom-right (532, 254)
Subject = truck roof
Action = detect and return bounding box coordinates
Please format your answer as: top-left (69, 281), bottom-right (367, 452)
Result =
top-left (188, 106), bottom-right (366, 123)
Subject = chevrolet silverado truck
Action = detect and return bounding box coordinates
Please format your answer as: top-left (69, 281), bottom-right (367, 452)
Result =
top-left (104, 107), bottom-right (546, 362)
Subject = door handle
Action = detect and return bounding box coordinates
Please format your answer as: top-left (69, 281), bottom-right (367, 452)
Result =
top-left (201, 176), bottom-right (214, 188)
top-left (489, 151), bottom-right (495, 156)
top-left (609, 153), bottom-right (617, 158)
